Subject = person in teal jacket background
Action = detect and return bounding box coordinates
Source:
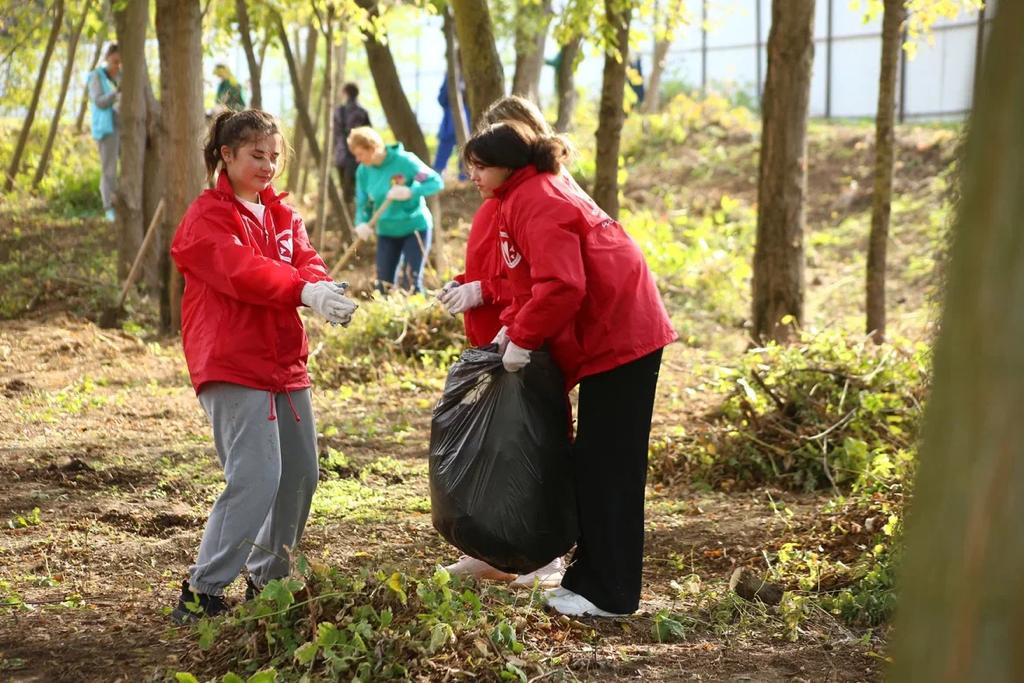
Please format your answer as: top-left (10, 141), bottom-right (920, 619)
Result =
top-left (348, 126), bottom-right (443, 293)
top-left (88, 43), bottom-right (121, 221)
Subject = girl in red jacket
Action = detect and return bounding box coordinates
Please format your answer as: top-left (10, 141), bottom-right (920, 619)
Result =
top-left (460, 121), bottom-right (677, 617)
top-left (169, 109), bottom-right (357, 622)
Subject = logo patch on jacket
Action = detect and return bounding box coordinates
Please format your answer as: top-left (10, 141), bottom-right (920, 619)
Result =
top-left (499, 230), bottom-right (522, 269)
top-left (277, 228), bottom-right (293, 263)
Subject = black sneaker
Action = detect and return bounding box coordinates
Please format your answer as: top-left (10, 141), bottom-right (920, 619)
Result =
top-left (244, 575), bottom-right (261, 602)
top-left (171, 579), bottom-right (230, 624)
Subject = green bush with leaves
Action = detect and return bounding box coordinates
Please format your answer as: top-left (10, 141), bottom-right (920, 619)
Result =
top-left (651, 330), bottom-right (928, 493)
top-left (178, 563), bottom-right (559, 681)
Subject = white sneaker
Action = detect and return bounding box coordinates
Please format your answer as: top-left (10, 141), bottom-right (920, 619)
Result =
top-left (543, 586), bottom-right (573, 599)
top-left (511, 557), bottom-right (565, 588)
top-left (442, 555), bottom-right (516, 581)
top-left (544, 589), bottom-right (631, 617)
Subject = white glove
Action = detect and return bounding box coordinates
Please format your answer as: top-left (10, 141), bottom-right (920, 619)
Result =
top-left (301, 281), bottom-right (358, 325)
top-left (491, 326), bottom-right (509, 354)
top-left (437, 280), bottom-right (460, 299)
top-left (386, 185), bottom-right (412, 201)
top-left (439, 281), bottom-right (483, 315)
top-left (502, 340), bottom-right (531, 372)
top-left (355, 223), bottom-right (373, 241)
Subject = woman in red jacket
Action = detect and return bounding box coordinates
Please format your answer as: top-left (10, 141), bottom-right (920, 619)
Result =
top-left (169, 109), bottom-right (357, 622)
top-left (460, 121), bottom-right (677, 617)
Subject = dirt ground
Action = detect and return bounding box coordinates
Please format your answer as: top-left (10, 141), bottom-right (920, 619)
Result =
top-left (0, 314), bottom-right (882, 682)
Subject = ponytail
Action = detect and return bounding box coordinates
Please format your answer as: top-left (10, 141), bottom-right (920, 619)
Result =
top-left (463, 120), bottom-right (570, 175)
top-left (203, 110), bottom-right (235, 181)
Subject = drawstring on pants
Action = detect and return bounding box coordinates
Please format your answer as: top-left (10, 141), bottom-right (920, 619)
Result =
top-left (267, 390), bottom-right (301, 422)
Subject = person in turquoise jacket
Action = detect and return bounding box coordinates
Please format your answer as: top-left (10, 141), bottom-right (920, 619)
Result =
top-left (88, 43), bottom-right (121, 221)
top-left (347, 126), bottom-right (443, 293)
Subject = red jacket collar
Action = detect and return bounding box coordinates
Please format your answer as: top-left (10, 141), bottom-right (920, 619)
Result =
top-left (214, 171), bottom-right (288, 207)
top-left (492, 165), bottom-right (539, 199)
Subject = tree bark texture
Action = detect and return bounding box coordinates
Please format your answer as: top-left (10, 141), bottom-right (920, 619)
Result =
top-left (142, 78), bottom-right (165, 290)
top-left (751, 0), bottom-right (815, 344)
top-left (891, 4), bottom-right (1024, 680)
top-left (643, 38), bottom-right (671, 113)
top-left (156, 0), bottom-right (204, 333)
top-left (443, 8), bottom-right (470, 147)
top-left (286, 26), bottom-right (317, 194)
top-left (235, 0), bottom-right (262, 109)
top-left (357, 0), bottom-right (429, 161)
top-left (33, 0), bottom-right (91, 189)
top-left (274, 15), bottom-right (350, 242)
top-left (113, 0), bottom-right (149, 282)
top-left (4, 0), bottom-right (64, 192)
top-left (450, 0), bottom-right (505, 128)
top-left (591, 0), bottom-right (632, 221)
top-left (865, 0), bottom-right (906, 344)
top-left (511, 0), bottom-right (552, 105)
top-left (315, 6), bottom-right (335, 252)
top-left (554, 35), bottom-right (581, 133)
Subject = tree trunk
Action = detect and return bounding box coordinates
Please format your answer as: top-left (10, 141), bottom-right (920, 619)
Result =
top-left (235, 0), bottom-right (262, 109)
top-left (33, 0), bottom-right (91, 189)
top-left (156, 0), bottom-right (204, 333)
top-left (286, 26), bottom-right (317, 193)
top-left (865, 0), bottom-right (906, 344)
top-left (301, 61), bottom-right (325, 198)
top-left (891, 4), bottom-right (1024, 680)
top-left (450, 0), bottom-right (505, 128)
top-left (643, 38), bottom-right (671, 113)
top-left (357, 0), bottom-right (429, 161)
top-left (591, 0), bottom-right (632, 221)
top-left (113, 0), bottom-right (149, 283)
top-left (554, 36), bottom-right (581, 133)
top-left (142, 78), bottom-right (165, 291)
top-left (4, 0), bottom-right (64, 193)
top-left (76, 29), bottom-right (107, 134)
top-left (443, 8), bottom-right (470, 147)
top-left (511, 0), bottom-right (552, 105)
top-left (315, 6), bottom-right (335, 253)
top-left (751, 0), bottom-right (815, 344)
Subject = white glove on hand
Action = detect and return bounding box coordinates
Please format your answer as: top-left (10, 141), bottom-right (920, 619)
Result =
top-left (491, 326), bottom-right (509, 354)
top-left (386, 185), bottom-right (413, 201)
top-left (301, 281), bottom-right (358, 325)
top-left (355, 223), bottom-right (373, 241)
top-left (502, 340), bottom-right (531, 372)
top-left (437, 280), bottom-right (460, 298)
top-left (439, 281), bottom-right (483, 315)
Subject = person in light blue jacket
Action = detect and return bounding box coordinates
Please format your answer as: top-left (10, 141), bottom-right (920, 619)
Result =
top-left (348, 126), bottom-right (443, 293)
top-left (88, 43), bottom-right (121, 221)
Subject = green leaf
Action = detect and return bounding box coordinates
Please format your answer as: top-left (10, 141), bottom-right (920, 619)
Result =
top-left (196, 619), bottom-right (219, 650)
top-left (316, 622), bottom-right (341, 648)
top-left (378, 608), bottom-right (393, 628)
top-left (429, 622), bottom-right (454, 653)
top-left (222, 674), bottom-right (245, 683)
top-left (175, 675), bottom-right (200, 683)
top-left (294, 641), bottom-right (318, 665)
top-left (246, 670), bottom-right (278, 683)
top-left (652, 609), bottom-right (688, 643)
top-left (386, 571), bottom-right (407, 605)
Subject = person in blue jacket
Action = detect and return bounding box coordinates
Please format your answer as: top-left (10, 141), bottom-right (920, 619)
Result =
top-left (88, 43), bottom-right (121, 221)
top-left (348, 126), bottom-right (443, 293)
top-left (433, 73), bottom-right (470, 181)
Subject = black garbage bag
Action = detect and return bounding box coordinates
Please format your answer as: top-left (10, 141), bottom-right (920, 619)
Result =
top-left (429, 346), bottom-right (578, 575)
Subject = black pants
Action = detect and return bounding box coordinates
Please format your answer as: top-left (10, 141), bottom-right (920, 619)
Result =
top-left (560, 347), bottom-right (663, 614)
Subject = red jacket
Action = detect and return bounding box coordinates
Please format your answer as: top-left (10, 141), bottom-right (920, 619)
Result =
top-left (494, 165), bottom-right (677, 389)
top-left (171, 173), bottom-right (331, 394)
top-left (454, 198), bottom-right (514, 346)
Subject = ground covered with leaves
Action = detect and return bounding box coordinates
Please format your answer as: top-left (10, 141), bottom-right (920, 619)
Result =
top-left (0, 98), bottom-right (957, 681)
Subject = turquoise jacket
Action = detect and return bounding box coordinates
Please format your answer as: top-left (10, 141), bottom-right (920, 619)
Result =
top-left (355, 144), bottom-right (443, 238)
top-left (88, 67), bottom-right (117, 141)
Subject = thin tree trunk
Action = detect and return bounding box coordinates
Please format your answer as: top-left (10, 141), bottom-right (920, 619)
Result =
top-left (287, 26), bottom-right (317, 193)
top-left (443, 8), bottom-right (470, 147)
top-left (274, 13), bottom-right (350, 242)
top-left (76, 27), bottom-right (108, 135)
top-left (300, 64), bottom-right (324, 198)
top-left (357, 0), bottom-right (429, 161)
top-left (33, 0), bottom-right (92, 189)
top-left (643, 38), bottom-right (671, 113)
top-left (751, 0), bottom-right (815, 344)
top-left (865, 0), bottom-right (906, 344)
top-left (315, 6), bottom-right (335, 253)
top-left (113, 0), bottom-right (149, 282)
top-left (511, 0), bottom-right (552, 105)
top-left (142, 78), bottom-right (164, 290)
top-left (450, 0), bottom-right (505, 128)
top-left (4, 0), bottom-right (64, 192)
top-left (591, 0), bottom-right (632, 220)
top-left (891, 4), bottom-right (1024, 679)
top-left (554, 36), bottom-right (581, 133)
top-left (156, 0), bottom-right (204, 333)
top-left (235, 0), bottom-right (262, 109)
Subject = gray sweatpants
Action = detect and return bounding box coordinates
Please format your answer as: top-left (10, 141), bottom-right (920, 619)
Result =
top-left (188, 383), bottom-right (319, 595)
top-left (97, 132), bottom-right (118, 210)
